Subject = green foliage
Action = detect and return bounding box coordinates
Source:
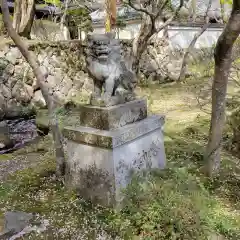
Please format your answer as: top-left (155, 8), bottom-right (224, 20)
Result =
top-left (66, 7), bottom-right (93, 33)
top-left (116, 17), bottom-right (127, 29)
top-left (220, 0), bottom-right (233, 4)
top-left (44, 0), bottom-right (61, 7)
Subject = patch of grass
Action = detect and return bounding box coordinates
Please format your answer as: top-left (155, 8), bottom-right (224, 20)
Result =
top-left (120, 168), bottom-right (240, 239)
top-left (1, 76), bottom-right (240, 239)
top-left (0, 158), bottom-right (239, 239)
top-left (0, 154), bottom-right (12, 162)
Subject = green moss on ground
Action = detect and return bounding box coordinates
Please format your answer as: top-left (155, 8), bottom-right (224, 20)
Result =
top-left (0, 78), bottom-right (240, 239)
top-left (0, 154), bottom-right (12, 162)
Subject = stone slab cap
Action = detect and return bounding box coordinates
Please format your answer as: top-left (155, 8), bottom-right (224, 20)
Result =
top-left (63, 115), bottom-right (165, 149)
top-left (79, 98), bottom-right (147, 130)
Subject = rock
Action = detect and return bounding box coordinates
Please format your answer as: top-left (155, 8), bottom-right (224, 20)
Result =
top-left (46, 74), bottom-right (58, 89)
top-left (4, 99), bottom-right (35, 119)
top-left (4, 99), bottom-right (19, 119)
top-left (0, 92), bottom-right (6, 111)
top-left (166, 61), bottom-right (182, 81)
top-left (53, 91), bottom-right (65, 104)
top-left (60, 77), bottom-right (73, 96)
top-left (0, 212), bottom-right (49, 240)
top-left (0, 84), bottom-right (11, 99)
top-left (51, 55), bottom-right (61, 68)
top-left (6, 76), bottom-right (18, 89)
top-left (73, 71), bottom-right (85, 89)
top-left (37, 53), bottom-right (47, 64)
top-left (147, 73), bottom-right (157, 83)
top-left (12, 82), bottom-right (34, 103)
top-left (179, 6), bottom-right (189, 18)
top-left (14, 64), bottom-right (24, 75)
top-left (5, 64), bottom-right (15, 75)
top-left (32, 90), bottom-right (46, 108)
top-left (141, 58), bottom-right (159, 77)
top-left (208, 9), bottom-right (221, 21)
top-left (67, 88), bottom-right (78, 99)
top-left (0, 211), bottom-right (32, 238)
top-left (40, 65), bottom-right (49, 78)
top-left (0, 46), bottom-right (8, 58)
top-left (5, 48), bottom-right (21, 65)
top-left (53, 68), bottom-right (63, 80)
top-left (0, 121), bottom-right (13, 149)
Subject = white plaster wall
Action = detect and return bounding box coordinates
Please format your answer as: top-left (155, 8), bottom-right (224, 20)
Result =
top-left (92, 21), bottom-right (164, 40)
top-left (91, 22), bottom-right (223, 49)
top-left (168, 26), bottom-right (223, 49)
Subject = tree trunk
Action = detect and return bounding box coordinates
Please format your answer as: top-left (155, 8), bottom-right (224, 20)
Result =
top-left (191, 0), bottom-right (197, 22)
top-left (0, 0), bottom-right (65, 177)
top-left (12, 0), bottom-right (21, 33)
top-left (131, 15), bottom-right (155, 74)
top-left (13, 0), bottom-right (35, 38)
top-left (205, 0), bottom-right (240, 177)
top-left (128, 0), bottom-right (183, 75)
top-left (178, 23), bottom-right (210, 81)
top-left (60, 0), bottom-right (69, 36)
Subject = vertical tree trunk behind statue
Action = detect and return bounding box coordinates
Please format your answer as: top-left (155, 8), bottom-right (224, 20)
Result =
top-left (13, 0), bottom-right (35, 38)
top-left (205, 0), bottom-right (240, 177)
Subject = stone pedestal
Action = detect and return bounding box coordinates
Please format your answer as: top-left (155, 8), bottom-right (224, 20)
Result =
top-left (63, 99), bottom-right (166, 206)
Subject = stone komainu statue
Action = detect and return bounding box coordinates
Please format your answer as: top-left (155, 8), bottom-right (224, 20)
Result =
top-left (86, 33), bottom-right (137, 107)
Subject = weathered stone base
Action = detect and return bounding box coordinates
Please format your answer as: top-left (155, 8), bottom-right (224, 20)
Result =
top-left (63, 115), bottom-right (166, 206)
top-left (79, 98), bottom-right (147, 130)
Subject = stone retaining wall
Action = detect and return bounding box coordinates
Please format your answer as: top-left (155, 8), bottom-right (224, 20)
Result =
top-left (0, 40), bottom-right (91, 119)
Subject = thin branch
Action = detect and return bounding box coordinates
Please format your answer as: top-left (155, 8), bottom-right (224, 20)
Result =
top-left (205, 0), bottom-right (213, 22)
top-left (127, 0), bottom-right (156, 18)
top-left (155, 0), bottom-right (184, 33)
top-left (60, 0), bottom-right (70, 31)
top-left (178, 22), bottom-right (211, 81)
top-left (154, 0), bottom-right (169, 20)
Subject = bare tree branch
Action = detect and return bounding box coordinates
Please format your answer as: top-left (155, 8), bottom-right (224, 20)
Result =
top-left (155, 0), bottom-right (184, 32)
top-left (126, 0), bottom-right (156, 19)
top-left (178, 0), bottom-right (213, 81)
top-left (154, 0), bottom-right (169, 20)
top-left (205, 0), bottom-right (213, 22)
